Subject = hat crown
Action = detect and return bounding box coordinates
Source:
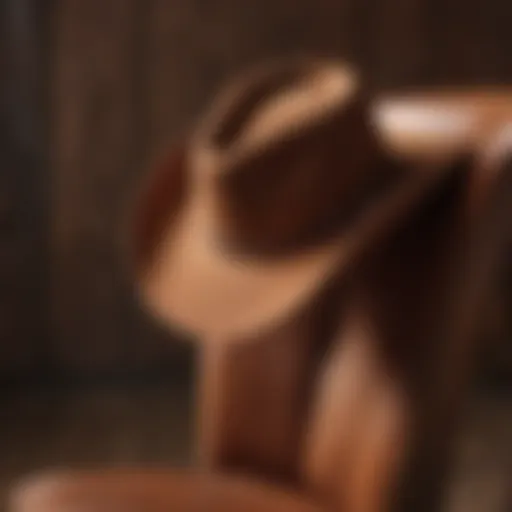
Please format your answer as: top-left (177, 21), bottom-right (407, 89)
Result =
top-left (189, 59), bottom-right (393, 257)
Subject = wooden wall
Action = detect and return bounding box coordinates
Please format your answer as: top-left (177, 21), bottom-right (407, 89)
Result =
top-left (0, 0), bottom-right (50, 380)
top-left (1, 0), bottom-right (511, 382)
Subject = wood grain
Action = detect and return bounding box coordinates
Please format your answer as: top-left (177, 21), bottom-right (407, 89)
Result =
top-left (2, 0), bottom-right (511, 377)
top-left (0, 0), bottom-right (49, 377)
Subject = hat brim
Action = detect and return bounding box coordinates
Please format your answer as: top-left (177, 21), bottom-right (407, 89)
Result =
top-left (134, 144), bottom-right (467, 342)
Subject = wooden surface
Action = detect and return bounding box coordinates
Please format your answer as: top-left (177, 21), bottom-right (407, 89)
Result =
top-left (0, 385), bottom-right (510, 512)
top-left (0, 0), bottom-right (49, 377)
top-left (1, 0), bottom-right (512, 377)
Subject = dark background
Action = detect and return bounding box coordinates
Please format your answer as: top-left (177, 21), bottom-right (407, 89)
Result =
top-left (1, 0), bottom-right (512, 386)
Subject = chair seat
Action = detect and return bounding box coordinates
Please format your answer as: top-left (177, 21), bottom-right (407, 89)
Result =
top-left (9, 469), bottom-right (325, 512)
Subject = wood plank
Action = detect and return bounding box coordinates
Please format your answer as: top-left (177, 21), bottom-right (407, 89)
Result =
top-left (50, 0), bottom-right (152, 373)
top-left (0, 0), bottom-right (49, 377)
top-left (367, 0), bottom-right (432, 88)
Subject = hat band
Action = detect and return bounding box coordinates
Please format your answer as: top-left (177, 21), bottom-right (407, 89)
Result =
top-left (211, 160), bottom-right (407, 261)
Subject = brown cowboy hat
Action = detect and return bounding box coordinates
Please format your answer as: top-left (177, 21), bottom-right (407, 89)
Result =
top-left (132, 58), bottom-right (472, 340)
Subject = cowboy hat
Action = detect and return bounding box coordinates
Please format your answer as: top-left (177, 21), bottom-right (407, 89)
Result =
top-left (132, 58), bottom-right (471, 341)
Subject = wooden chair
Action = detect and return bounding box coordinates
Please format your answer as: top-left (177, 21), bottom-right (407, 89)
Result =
top-left (9, 91), bottom-right (512, 512)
